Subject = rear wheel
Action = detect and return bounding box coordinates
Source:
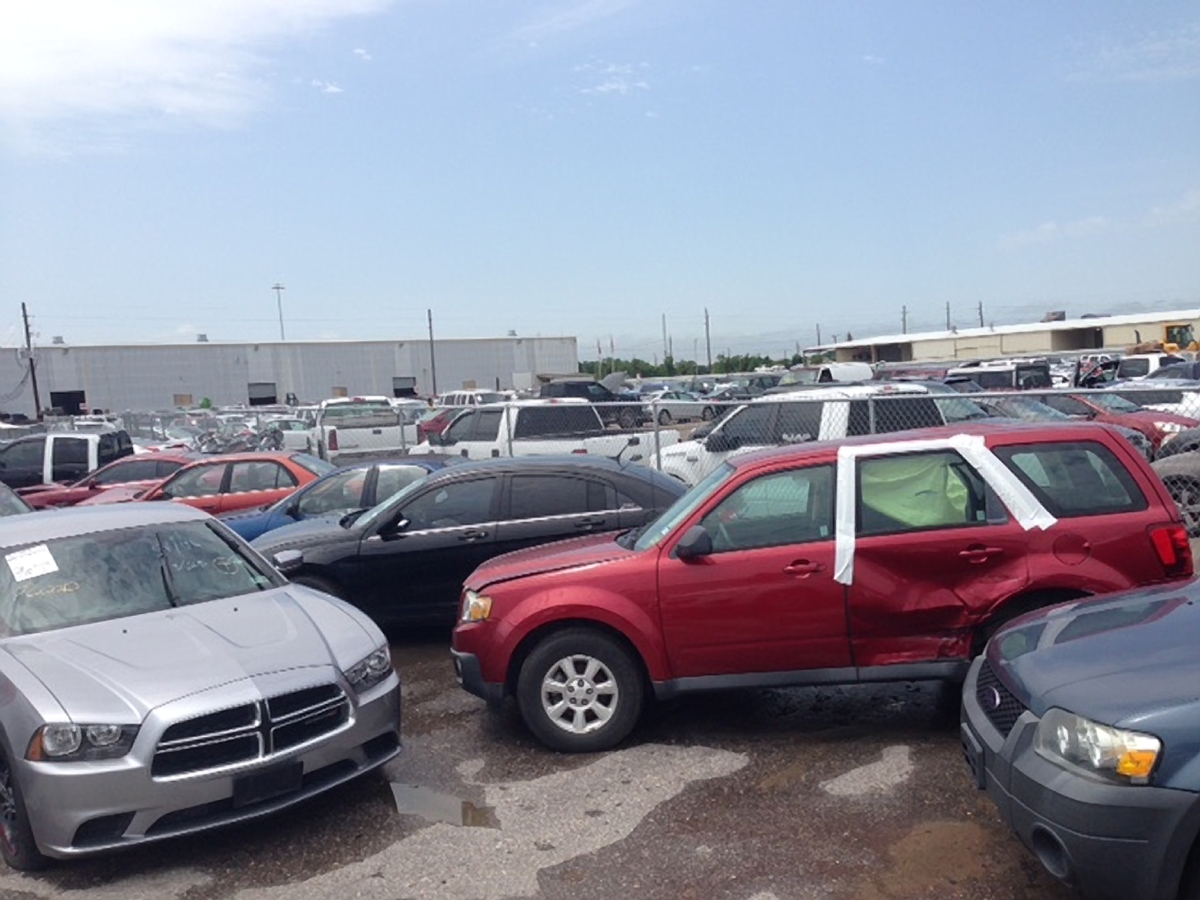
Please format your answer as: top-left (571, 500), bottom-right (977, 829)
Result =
top-left (0, 750), bottom-right (47, 872)
top-left (517, 629), bottom-right (644, 752)
top-left (617, 408), bottom-right (639, 430)
top-left (1163, 476), bottom-right (1200, 537)
top-left (701, 406), bottom-right (716, 421)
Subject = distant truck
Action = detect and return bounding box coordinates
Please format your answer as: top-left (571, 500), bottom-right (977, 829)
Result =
top-left (408, 402), bottom-right (678, 463)
top-left (312, 397), bottom-right (418, 464)
top-left (0, 431), bottom-right (134, 489)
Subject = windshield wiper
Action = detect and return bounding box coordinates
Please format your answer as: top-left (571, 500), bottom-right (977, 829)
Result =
top-left (339, 508), bottom-right (369, 528)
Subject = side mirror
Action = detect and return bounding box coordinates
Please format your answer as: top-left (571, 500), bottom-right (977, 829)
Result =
top-left (626, 435), bottom-right (641, 447)
top-left (704, 432), bottom-right (738, 453)
top-left (273, 549), bottom-right (304, 576)
top-left (286, 502), bottom-right (301, 520)
top-left (380, 517), bottom-right (410, 539)
top-left (674, 526), bottom-right (713, 561)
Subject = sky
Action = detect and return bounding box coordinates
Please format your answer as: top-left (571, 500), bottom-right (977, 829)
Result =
top-left (1, 1), bottom-right (1198, 363)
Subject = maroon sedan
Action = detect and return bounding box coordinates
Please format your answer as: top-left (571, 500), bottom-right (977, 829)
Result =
top-left (1039, 392), bottom-right (1199, 452)
top-left (16, 451), bottom-right (197, 510)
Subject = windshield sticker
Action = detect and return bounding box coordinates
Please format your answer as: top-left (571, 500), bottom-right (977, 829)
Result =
top-left (6, 545), bottom-right (60, 582)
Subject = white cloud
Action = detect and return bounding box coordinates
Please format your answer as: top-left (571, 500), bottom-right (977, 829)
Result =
top-left (312, 79), bottom-right (344, 94)
top-left (861, 55), bottom-right (885, 65)
top-left (1144, 187), bottom-right (1200, 227)
top-left (0, 0), bottom-right (390, 153)
top-left (353, 48), bottom-right (373, 61)
top-left (576, 60), bottom-right (650, 96)
top-left (998, 216), bottom-right (1110, 250)
top-left (1068, 22), bottom-right (1200, 83)
top-left (509, 0), bottom-right (638, 45)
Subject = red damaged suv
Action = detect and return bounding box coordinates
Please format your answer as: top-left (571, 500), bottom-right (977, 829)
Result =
top-left (452, 422), bottom-right (1193, 752)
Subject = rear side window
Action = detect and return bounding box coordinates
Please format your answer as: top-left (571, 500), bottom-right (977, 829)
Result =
top-left (95, 458), bottom-right (160, 484)
top-left (993, 442), bottom-right (1147, 517)
top-left (776, 403), bottom-right (822, 444)
top-left (847, 397), bottom-right (943, 436)
top-left (513, 406), bottom-right (601, 437)
top-left (473, 410), bottom-right (503, 441)
top-left (508, 475), bottom-right (611, 519)
top-left (857, 451), bottom-right (994, 536)
top-left (52, 438), bottom-right (89, 467)
top-left (722, 404), bottom-right (775, 443)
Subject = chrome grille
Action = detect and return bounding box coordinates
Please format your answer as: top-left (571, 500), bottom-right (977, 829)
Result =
top-left (975, 660), bottom-right (1025, 738)
top-left (153, 684), bottom-right (351, 778)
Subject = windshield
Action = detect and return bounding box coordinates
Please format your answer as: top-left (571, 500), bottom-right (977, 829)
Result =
top-left (631, 463), bottom-right (736, 552)
top-left (0, 522), bottom-right (281, 637)
top-left (291, 454), bottom-right (337, 477)
top-left (1085, 392), bottom-right (1142, 413)
top-left (984, 397), bottom-right (1071, 421)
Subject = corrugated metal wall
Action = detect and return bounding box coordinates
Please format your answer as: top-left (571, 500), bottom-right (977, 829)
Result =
top-left (0, 337), bottom-right (578, 415)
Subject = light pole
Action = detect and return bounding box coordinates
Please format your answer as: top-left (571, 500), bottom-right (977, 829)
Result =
top-left (272, 283), bottom-right (286, 340)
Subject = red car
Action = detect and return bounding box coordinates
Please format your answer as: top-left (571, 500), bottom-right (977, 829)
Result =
top-left (452, 421), bottom-right (1192, 752)
top-left (16, 451), bottom-right (197, 510)
top-left (1038, 391), bottom-right (1199, 453)
top-left (78, 451), bottom-right (334, 515)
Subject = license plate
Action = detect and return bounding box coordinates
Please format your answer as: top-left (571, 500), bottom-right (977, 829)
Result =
top-left (232, 762), bottom-right (303, 808)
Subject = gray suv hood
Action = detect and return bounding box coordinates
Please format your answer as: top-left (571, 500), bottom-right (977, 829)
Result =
top-left (3, 588), bottom-right (357, 723)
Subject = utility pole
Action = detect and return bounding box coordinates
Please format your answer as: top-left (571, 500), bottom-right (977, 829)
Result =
top-left (704, 308), bottom-right (712, 371)
top-left (661, 314), bottom-right (668, 361)
top-left (901, 305), bottom-right (907, 334)
top-left (816, 324), bottom-right (822, 345)
top-left (427, 309), bottom-right (438, 396)
top-left (978, 301), bottom-right (984, 327)
top-left (271, 283), bottom-right (286, 340)
top-left (945, 302), bottom-right (951, 331)
top-left (21, 303), bottom-right (41, 418)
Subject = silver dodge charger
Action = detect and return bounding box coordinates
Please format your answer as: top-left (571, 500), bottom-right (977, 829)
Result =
top-left (0, 504), bottom-right (400, 870)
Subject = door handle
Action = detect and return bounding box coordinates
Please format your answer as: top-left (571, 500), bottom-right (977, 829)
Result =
top-left (783, 560), bottom-right (825, 576)
top-left (959, 546), bottom-right (1004, 563)
top-left (458, 529), bottom-right (488, 542)
top-left (574, 518), bottom-right (606, 530)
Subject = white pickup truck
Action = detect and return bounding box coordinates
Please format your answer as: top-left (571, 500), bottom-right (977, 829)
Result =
top-left (656, 383), bottom-right (987, 484)
top-left (0, 430), bottom-right (135, 489)
top-left (312, 397), bottom-right (420, 464)
top-left (407, 401), bottom-right (679, 463)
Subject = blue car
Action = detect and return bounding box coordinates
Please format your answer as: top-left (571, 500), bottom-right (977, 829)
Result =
top-left (962, 580), bottom-right (1200, 900)
top-left (220, 458), bottom-right (450, 541)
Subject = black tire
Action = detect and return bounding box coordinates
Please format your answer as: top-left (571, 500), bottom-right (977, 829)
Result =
top-left (617, 408), bottom-right (639, 430)
top-left (516, 629), bottom-right (644, 752)
top-left (657, 409), bottom-right (672, 426)
top-left (701, 406), bottom-right (716, 421)
top-left (0, 750), bottom-right (48, 872)
top-left (291, 573), bottom-right (346, 600)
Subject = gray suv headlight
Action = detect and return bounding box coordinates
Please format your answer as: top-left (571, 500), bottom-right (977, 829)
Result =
top-left (344, 645), bottom-right (393, 693)
top-left (1034, 708), bottom-right (1160, 784)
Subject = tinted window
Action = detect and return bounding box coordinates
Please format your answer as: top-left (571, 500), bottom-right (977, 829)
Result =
top-left (229, 461), bottom-right (296, 492)
top-left (401, 478), bottom-right (497, 529)
top-left (443, 411), bottom-right (477, 442)
top-left (857, 451), bottom-right (992, 536)
top-left (848, 397), bottom-right (944, 436)
top-left (297, 469), bottom-right (368, 516)
top-left (993, 442), bottom-right (1147, 517)
top-left (972, 370), bottom-right (1012, 390)
top-left (51, 437), bottom-right (89, 467)
top-left (699, 465), bottom-right (834, 552)
top-left (0, 439), bottom-right (44, 468)
top-left (156, 459), bottom-right (188, 478)
top-left (473, 409), bottom-right (504, 441)
top-left (163, 464), bottom-right (226, 498)
top-left (721, 404), bottom-right (774, 443)
top-left (776, 403), bottom-right (822, 443)
top-left (94, 458), bottom-right (161, 484)
top-left (509, 475), bottom-right (610, 519)
top-left (513, 406), bottom-right (601, 437)
top-left (373, 464), bottom-right (432, 503)
top-left (1040, 395), bottom-right (1092, 417)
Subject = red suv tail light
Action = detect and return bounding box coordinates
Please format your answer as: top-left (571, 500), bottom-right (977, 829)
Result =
top-left (328, 429), bottom-right (339, 452)
top-left (1149, 523), bottom-right (1193, 577)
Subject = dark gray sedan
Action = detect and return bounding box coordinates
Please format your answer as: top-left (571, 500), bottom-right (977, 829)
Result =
top-left (252, 456), bottom-right (686, 625)
top-left (0, 504), bottom-right (399, 870)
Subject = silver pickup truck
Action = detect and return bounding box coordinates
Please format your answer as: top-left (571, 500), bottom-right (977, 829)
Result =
top-left (312, 398), bottom-right (419, 464)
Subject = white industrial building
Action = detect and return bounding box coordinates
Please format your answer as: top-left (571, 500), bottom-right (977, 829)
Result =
top-left (808, 309), bottom-right (1200, 363)
top-left (0, 336), bottom-right (578, 416)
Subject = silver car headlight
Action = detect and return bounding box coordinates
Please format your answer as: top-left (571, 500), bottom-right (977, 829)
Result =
top-left (1034, 708), bottom-right (1160, 784)
top-left (27, 723), bottom-right (139, 761)
top-left (343, 645), bottom-right (393, 693)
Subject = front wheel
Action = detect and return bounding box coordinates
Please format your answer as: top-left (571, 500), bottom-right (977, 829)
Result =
top-left (517, 629), bottom-right (644, 752)
top-left (0, 750), bottom-right (47, 872)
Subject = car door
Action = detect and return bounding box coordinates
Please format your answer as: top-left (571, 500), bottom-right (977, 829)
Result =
top-left (353, 475), bottom-right (501, 622)
top-left (847, 449), bottom-right (1031, 667)
top-left (0, 438), bottom-right (47, 488)
top-left (223, 460), bottom-right (299, 513)
top-left (656, 463), bottom-right (851, 678)
top-left (492, 472), bottom-right (621, 557)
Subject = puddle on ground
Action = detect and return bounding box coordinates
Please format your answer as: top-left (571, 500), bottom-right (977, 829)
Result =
top-left (389, 783), bottom-right (500, 828)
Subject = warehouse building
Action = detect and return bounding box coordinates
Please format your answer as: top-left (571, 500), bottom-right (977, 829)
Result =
top-left (807, 309), bottom-right (1200, 363)
top-left (0, 336), bottom-right (578, 416)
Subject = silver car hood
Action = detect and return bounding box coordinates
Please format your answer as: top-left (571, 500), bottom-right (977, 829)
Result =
top-left (3, 587), bottom-right (375, 723)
